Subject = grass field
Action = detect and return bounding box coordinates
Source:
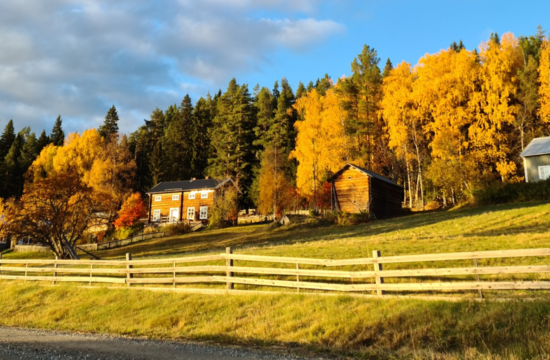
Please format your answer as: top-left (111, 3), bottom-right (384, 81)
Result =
top-left (3, 201), bottom-right (550, 358)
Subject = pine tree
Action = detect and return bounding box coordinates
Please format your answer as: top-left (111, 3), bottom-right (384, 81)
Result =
top-left (2, 130), bottom-right (25, 198)
top-left (164, 94), bottom-right (194, 181)
top-left (50, 115), bottom-right (65, 146)
top-left (149, 141), bottom-right (164, 186)
top-left (382, 58), bottom-right (394, 77)
top-left (490, 32), bottom-right (500, 45)
top-left (0, 119), bottom-right (16, 160)
top-left (36, 130), bottom-right (50, 154)
top-left (306, 81), bottom-right (315, 93)
top-left (191, 96), bottom-right (212, 178)
top-left (296, 82), bottom-right (307, 99)
top-left (98, 105), bottom-right (120, 139)
top-left (208, 78), bottom-right (256, 205)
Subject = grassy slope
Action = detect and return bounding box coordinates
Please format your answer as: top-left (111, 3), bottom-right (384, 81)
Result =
top-left (3, 202), bottom-right (550, 358)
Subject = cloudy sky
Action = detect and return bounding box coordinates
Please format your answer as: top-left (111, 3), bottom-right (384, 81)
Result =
top-left (0, 0), bottom-right (548, 135)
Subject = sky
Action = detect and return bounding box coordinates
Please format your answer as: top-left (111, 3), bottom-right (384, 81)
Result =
top-left (0, 0), bottom-right (548, 135)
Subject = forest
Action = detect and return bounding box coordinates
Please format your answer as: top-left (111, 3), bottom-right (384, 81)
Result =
top-left (0, 27), bottom-right (549, 223)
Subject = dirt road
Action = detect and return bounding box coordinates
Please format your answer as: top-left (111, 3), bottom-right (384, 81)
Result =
top-left (0, 327), bottom-right (314, 360)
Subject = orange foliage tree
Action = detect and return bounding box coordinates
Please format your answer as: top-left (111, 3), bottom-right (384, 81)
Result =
top-left (113, 192), bottom-right (147, 230)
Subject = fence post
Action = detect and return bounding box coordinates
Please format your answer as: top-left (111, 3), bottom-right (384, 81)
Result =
top-left (296, 263), bottom-right (300, 293)
top-left (373, 250), bottom-right (384, 296)
top-left (173, 261), bottom-right (176, 289)
top-left (474, 258), bottom-right (483, 299)
top-left (24, 262), bottom-right (28, 283)
top-left (0, 252), bottom-right (2, 276)
top-left (89, 263), bottom-right (93, 287)
top-left (53, 256), bottom-right (58, 285)
top-left (126, 253), bottom-right (133, 287)
top-left (226, 247), bottom-right (233, 290)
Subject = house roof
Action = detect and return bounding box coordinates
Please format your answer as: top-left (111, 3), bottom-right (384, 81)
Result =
top-left (520, 137), bottom-right (550, 157)
top-left (146, 178), bottom-right (232, 194)
top-left (328, 163), bottom-right (403, 187)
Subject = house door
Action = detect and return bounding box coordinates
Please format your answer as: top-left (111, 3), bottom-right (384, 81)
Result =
top-left (169, 208), bottom-right (179, 223)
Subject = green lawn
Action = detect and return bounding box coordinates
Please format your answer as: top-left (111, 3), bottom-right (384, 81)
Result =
top-left (3, 201), bottom-right (550, 358)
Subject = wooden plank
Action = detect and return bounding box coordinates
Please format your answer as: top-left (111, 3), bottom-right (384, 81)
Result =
top-left (0, 267), bottom-right (128, 274)
top-left (212, 276), bottom-right (345, 291)
top-left (226, 247), bottom-right (233, 290)
top-left (351, 265), bottom-right (550, 278)
top-left (345, 281), bottom-right (550, 292)
top-left (127, 276), bottom-right (214, 284)
top-left (373, 250), bottom-right (383, 296)
top-left (222, 254), bottom-right (330, 265)
top-left (0, 275), bottom-right (126, 284)
top-left (327, 248), bottom-right (550, 266)
top-left (0, 254), bottom-right (223, 266)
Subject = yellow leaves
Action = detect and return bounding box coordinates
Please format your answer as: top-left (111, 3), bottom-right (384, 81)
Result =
top-left (538, 40), bottom-right (550, 124)
top-left (291, 88), bottom-right (352, 196)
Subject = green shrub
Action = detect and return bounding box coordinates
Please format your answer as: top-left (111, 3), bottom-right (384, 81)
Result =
top-left (473, 179), bottom-right (550, 206)
top-left (113, 223), bottom-right (144, 240)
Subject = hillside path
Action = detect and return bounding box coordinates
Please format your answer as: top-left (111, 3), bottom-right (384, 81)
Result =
top-left (0, 327), bottom-right (314, 360)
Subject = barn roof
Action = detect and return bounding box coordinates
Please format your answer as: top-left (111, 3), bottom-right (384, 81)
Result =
top-left (147, 178), bottom-right (233, 194)
top-left (329, 163), bottom-right (402, 187)
top-left (520, 137), bottom-right (550, 157)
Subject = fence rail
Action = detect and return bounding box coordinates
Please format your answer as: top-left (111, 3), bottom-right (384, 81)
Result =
top-left (2, 248), bottom-right (550, 297)
top-left (78, 232), bottom-right (166, 252)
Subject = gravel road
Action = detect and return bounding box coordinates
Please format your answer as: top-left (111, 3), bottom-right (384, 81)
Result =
top-left (0, 327), bottom-right (325, 360)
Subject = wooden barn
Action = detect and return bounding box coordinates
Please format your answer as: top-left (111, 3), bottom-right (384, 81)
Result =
top-left (520, 136), bottom-right (550, 182)
top-left (146, 178), bottom-right (238, 225)
top-left (328, 164), bottom-right (403, 219)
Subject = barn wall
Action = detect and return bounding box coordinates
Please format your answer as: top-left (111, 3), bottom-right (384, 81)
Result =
top-left (333, 168), bottom-right (370, 213)
top-left (525, 155), bottom-right (550, 182)
top-left (369, 178), bottom-right (403, 219)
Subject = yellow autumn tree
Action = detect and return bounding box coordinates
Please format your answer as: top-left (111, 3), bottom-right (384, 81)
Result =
top-left (539, 40), bottom-right (550, 125)
top-left (414, 48), bottom-right (480, 202)
top-left (291, 88), bottom-right (352, 206)
top-left (471, 32), bottom-right (523, 181)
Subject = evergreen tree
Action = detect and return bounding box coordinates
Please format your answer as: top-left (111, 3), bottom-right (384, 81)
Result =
top-left (50, 115), bottom-right (65, 146)
top-left (191, 96), bottom-right (213, 178)
top-left (0, 119), bottom-right (16, 160)
top-left (315, 74), bottom-right (332, 95)
top-left (382, 58), bottom-right (394, 77)
top-left (450, 40), bottom-right (465, 52)
top-left (149, 141), bottom-right (164, 186)
top-left (36, 130), bottom-right (50, 154)
top-left (306, 81), bottom-right (315, 93)
top-left (296, 81), bottom-right (307, 99)
top-left (490, 32), bottom-right (500, 45)
top-left (208, 78), bottom-right (256, 205)
top-left (2, 129), bottom-right (25, 198)
top-left (98, 105), bottom-right (120, 139)
top-left (272, 81), bottom-right (280, 102)
top-left (164, 94), bottom-right (194, 181)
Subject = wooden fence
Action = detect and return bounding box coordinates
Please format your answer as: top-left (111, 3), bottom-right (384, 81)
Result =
top-left (78, 232), bottom-right (166, 252)
top-left (2, 248), bottom-right (550, 297)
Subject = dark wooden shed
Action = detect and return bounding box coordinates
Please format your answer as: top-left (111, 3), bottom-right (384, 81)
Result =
top-left (328, 164), bottom-right (403, 219)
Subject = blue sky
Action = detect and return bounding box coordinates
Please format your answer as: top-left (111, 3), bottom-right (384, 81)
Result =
top-left (0, 0), bottom-right (547, 135)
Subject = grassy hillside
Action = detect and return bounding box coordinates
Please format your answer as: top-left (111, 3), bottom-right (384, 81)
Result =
top-left (3, 201), bottom-right (550, 358)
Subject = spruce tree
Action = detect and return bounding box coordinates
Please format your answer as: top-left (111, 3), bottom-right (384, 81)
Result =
top-left (36, 130), bottom-right (50, 153)
top-left (50, 115), bottom-right (65, 146)
top-left (0, 119), bottom-right (16, 161)
top-left (164, 94), bottom-right (194, 181)
top-left (191, 96), bottom-right (212, 178)
top-left (296, 82), bottom-right (306, 99)
top-left (490, 32), bottom-right (500, 45)
top-left (306, 81), bottom-right (314, 93)
top-left (382, 58), bottom-right (394, 77)
top-left (98, 105), bottom-right (120, 139)
top-left (208, 78), bottom-right (256, 205)
top-left (2, 130), bottom-right (25, 198)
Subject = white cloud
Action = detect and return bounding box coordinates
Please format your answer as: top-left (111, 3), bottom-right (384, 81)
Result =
top-left (0, 0), bottom-right (343, 134)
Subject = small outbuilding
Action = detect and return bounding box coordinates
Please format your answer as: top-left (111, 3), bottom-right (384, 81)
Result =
top-left (328, 163), bottom-right (403, 219)
top-left (520, 137), bottom-right (550, 182)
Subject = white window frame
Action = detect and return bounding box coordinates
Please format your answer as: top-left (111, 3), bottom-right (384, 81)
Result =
top-left (169, 208), bottom-right (179, 223)
top-left (201, 191), bottom-right (209, 199)
top-left (187, 207), bottom-right (195, 220)
top-left (154, 195), bottom-right (161, 202)
top-left (153, 209), bottom-right (161, 221)
top-left (172, 194), bottom-right (179, 201)
top-left (188, 192), bottom-right (196, 200)
top-left (539, 165), bottom-right (550, 181)
top-left (200, 206), bottom-right (208, 219)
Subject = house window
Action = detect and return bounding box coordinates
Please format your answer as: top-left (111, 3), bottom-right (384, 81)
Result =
top-left (539, 165), bottom-right (550, 180)
top-left (188, 192), bottom-right (196, 200)
top-left (172, 195), bottom-right (179, 201)
top-left (201, 191), bottom-right (208, 199)
top-left (187, 207), bottom-right (195, 220)
top-left (200, 206), bottom-right (208, 219)
top-left (154, 196), bottom-right (161, 202)
top-left (153, 209), bottom-right (161, 221)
